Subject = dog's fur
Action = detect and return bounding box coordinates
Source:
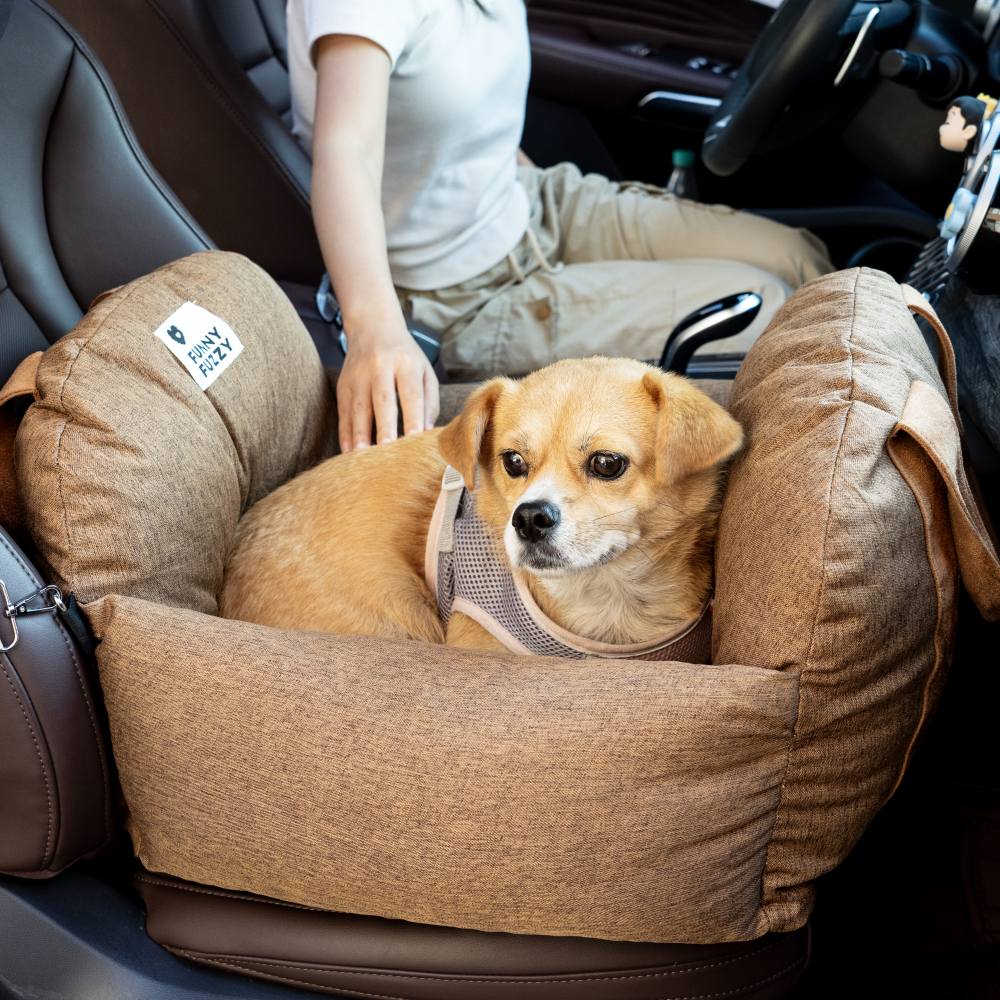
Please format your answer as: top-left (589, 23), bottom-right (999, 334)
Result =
top-left (220, 357), bottom-right (743, 651)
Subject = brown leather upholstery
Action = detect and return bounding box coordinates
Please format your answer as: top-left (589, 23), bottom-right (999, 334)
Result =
top-left (0, 524), bottom-right (113, 877)
top-left (49, 0), bottom-right (322, 285)
top-left (135, 870), bottom-right (810, 1000)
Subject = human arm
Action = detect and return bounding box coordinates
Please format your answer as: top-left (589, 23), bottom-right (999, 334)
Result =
top-left (311, 34), bottom-right (439, 451)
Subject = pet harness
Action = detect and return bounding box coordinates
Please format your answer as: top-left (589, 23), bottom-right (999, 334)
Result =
top-left (424, 466), bottom-right (712, 661)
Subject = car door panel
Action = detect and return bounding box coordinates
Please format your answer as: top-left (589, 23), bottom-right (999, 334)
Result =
top-left (527, 0), bottom-right (771, 120)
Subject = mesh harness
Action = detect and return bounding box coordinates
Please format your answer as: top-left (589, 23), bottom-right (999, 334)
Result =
top-left (424, 466), bottom-right (712, 661)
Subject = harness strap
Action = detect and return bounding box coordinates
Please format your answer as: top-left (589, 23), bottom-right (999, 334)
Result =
top-left (437, 465), bottom-right (466, 555)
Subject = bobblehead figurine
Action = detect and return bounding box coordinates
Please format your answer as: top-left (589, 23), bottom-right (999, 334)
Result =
top-left (939, 95), bottom-right (987, 154)
top-left (939, 94), bottom-right (998, 241)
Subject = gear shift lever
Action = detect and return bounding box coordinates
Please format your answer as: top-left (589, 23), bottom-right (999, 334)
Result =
top-left (659, 292), bottom-right (762, 374)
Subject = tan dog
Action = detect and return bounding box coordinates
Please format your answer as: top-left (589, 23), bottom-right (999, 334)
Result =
top-left (220, 357), bottom-right (743, 652)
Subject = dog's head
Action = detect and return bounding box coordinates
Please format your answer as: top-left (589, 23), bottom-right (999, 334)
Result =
top-left (438, 357), bottom-right (743, 578)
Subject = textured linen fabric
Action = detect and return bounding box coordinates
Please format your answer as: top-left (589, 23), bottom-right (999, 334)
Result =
top-left (17, 251), bottom-right (336, 613)
top-left (287, 0), bottom-right (531, 289)
top-left (715, 267), bottom-right (1000, 934)
top-left (87, 593), bottom-right (799, 944)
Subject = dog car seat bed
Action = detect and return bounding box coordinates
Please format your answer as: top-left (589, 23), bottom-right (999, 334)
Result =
top-left (14, 253), bottom-right (1000, 949)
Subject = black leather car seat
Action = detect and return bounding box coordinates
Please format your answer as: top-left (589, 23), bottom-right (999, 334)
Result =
top-left (49, 0), bottom-right (322, 285)
top-left (0, 3), bottom-right (808, 997)
top-left (0, 0), bottom-right (210, 383)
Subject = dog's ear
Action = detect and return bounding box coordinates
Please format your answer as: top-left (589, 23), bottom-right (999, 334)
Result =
top-left (438, 378), bottom-right (513, 489)
top-left (641, 370), bottom-right (744, 483)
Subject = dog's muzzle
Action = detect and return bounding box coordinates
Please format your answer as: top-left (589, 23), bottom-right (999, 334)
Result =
top-left (512, 501), bottom-right (560, 543)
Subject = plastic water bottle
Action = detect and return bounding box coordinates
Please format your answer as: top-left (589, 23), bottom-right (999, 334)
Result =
top-left (666, 149), bottom-right (699, 201)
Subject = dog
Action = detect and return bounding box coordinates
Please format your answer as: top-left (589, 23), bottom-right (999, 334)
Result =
top-left (219, 357), bottom-right (743, 655)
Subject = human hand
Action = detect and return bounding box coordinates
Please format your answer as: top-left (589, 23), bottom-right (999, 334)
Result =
top-left (336, 321), bottom-right (440, 452)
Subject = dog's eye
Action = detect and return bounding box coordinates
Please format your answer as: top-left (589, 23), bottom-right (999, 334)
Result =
top-left (501, 451), bottom-right (528, 477)
top-left (588, 452), bottom-right (628, 480)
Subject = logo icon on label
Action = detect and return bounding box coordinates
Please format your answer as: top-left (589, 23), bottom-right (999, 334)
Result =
top-left (166, 325), bottom-right (186, 345)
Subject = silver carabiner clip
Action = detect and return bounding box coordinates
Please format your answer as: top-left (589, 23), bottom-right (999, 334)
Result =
top-left (1, 581), bottom-right (68, 654)
top-left (8, 583), bottom-right (66, 617)
top-left (0, 579), bottom-right (20, 653)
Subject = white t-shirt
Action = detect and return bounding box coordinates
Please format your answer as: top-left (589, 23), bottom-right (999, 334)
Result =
top-left (287, 0), bottom-right (531, 291)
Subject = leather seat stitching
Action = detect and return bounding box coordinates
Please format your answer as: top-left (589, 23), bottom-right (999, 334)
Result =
top-left (19, 6), bottom-right (80, 337)
top-left (652, 957), bottom-right (806, 1000)
top-left (1, 658), bottom-right (54, 864)
top-left (133, 874), bottom-right (328, 912)
top-left (178, 938), bottom-right (787, 984)
top-left (177, 955), bottom-right (408, 1000)
top-left (178, 951), bottom-right (806, 999)
top-left (27, 0), bottom-right (211, 252)
top-left (252, 0), bottom-right (287, 69)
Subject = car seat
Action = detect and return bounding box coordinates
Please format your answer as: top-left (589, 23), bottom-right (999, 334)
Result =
top-left (48, 0), bottom-right (322, 285)
top-left (0, 3), bottom-right (810, 998)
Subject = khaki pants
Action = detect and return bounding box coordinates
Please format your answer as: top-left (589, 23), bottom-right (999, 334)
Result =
top-left (397, 162), bottom-right (833, 379)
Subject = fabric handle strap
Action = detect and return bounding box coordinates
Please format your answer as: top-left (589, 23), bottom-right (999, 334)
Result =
top-left (895, 287), bottom-right (1000, 618)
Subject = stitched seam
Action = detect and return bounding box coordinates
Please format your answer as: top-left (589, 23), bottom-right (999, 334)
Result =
top-left (44, 257), bottom-right (197, 590)
top-left (134, 874), bottom-right (328, 913)
top-left (177, 952), bottom-right (805, 1000)
top-left (757, 675), bottom-right (800, 935)
top-left (38, 22), bottom-right (79, 326)
top-left (53, 342), bottom-right (82, 586)
top-left (28, 0), bottom-right (211, 250)
top-left (884, 436), bottom-right (949, 800)
top-left (758, 270), bottom-right (861, 933)
top-left (175, 954), bottom-right (408, 1000)
top-left (653, 956), bottom-right (806, 1000)
top-left (804, 271), bottom-right (860, 681)
top-left (142, 0), bottom-right (309, 203)
top-left (253, 0), bottom-right (286, 69)
top-left (188, 940), bottom-right (784, 985)
top-left (0, 657), bottom-right (54, 864)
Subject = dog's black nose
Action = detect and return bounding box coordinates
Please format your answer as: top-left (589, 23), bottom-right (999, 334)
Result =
top-left (512, 501), bottom-right (560, 543)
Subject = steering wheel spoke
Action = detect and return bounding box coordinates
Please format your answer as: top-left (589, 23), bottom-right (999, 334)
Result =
top-left (702, 0), bottom-right (903, 177)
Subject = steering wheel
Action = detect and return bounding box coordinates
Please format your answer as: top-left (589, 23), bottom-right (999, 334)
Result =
top-left (701, 0), bottom-right (861, 177)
